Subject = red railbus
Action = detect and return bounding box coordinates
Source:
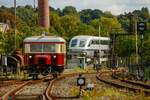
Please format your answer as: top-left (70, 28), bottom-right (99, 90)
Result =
top-left (23, 35), bottom-right (66, 78)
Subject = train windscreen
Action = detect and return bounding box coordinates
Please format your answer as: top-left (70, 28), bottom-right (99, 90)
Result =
top-left (71, 39), bottom-right (78, 47)
top-left (25, 44), bottom-right (57, 53)
top-left (79, 40), bottom-right (87, 47)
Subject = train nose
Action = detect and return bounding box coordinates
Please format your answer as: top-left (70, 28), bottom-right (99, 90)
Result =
top-left (34, 55), bottom-right (51, 65)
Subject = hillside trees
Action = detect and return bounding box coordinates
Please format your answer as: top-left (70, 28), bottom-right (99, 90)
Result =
top-left (0, 5), bottom-right (149, 57)
top-left (62, 6), bottom-right (78, 16)
top-left (60, 15), bottom-right (80, 41)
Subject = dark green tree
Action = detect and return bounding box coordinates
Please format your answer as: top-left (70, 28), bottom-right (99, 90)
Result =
top-left (62, 6), bottom-right (78, 16)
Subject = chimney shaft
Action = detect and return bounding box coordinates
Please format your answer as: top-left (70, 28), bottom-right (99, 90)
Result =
top-left (38, 0), bottom-right (49, 28)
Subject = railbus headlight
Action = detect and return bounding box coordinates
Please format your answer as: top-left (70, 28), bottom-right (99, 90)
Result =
top-left (29, 55), bottom-right (32, 59)
top-left (53, 55), bottom-right (56, 58)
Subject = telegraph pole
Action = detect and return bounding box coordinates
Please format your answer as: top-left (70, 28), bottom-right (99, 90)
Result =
top-left (14, 0), bottom-right (17, 50)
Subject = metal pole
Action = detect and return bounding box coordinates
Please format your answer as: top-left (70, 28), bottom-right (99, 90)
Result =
top-left (79, 86), bottom-right (82, 96)
top-left (14, 0), bottom-right (16, 50)
top-left (99, 23), bottom-right (101, 65)
top-left (140, 34), bottom-right (144, 79)
top-left (135, 16), bottom-right (138, 66)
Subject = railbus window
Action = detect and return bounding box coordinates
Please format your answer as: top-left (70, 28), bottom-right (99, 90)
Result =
top-left (30, 44), bottom-right (42, 52)
top-left (43, 44), bottom-right (56, 52)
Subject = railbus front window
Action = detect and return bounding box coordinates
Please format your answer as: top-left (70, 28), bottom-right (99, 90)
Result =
top-left (25, 43), bottom-right (57, 53)
top-left (30, 44), bottom-right (42, 52)
top-left (43, 44), bottom-right (56, 52)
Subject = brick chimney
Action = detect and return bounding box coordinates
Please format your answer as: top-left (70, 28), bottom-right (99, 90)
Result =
top-left (38, 0), bottom-right (49, 28)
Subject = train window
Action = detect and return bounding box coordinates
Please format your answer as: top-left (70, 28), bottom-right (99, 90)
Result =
top-left (29, 44), bottom-right (56, 53)
top-left (101, 40), bottom-right (109, 45)
top-left (88, 40), bottom-right (99, 46)
top-left (79, 40), bottom-right (86, 47)
top-left (71, 39), bottom-right (78, 47)
top-left (24, 44), bottom-right (30, 53)
top-left (43, 44), bottom-right (56, 52)
top-left (88, 40), bottom-right (109, 46)
top-left (30, 44), bottom-right (42, 52)
top-left (60, 44), bottom-right (66, 53)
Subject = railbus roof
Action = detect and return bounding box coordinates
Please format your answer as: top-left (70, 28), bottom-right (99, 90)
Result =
top-left (23, 36), bottom-right (66, 43)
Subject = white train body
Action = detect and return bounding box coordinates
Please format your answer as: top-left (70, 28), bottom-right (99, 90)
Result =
top-left (69, 35), bottom-right (110, 63)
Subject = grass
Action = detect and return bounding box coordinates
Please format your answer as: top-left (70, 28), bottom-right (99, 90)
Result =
top-left (69, 86), bottom-right (150, 100)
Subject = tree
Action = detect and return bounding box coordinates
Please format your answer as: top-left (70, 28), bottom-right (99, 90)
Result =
top-left (79, 9), bottom-right (92, 24)
top-left (60, 15), bottom-right (80, 41)
top-left (90, 9), bottom-right (103, 19)
top-left (62, 6), bottom-right (78, 16)
top-left (116, 36), bottom-right (135, 57)
top-left (16, 5), bottom-right (38, 27)
top-left (103, 11), bottom-right (114, 18)
top-left (141, 7), bottom-right (149, 20)
top-left (49, 11), bottom-right (65, 36)
top-left (0, 31), bottom-right (15, 53)
top-left (77, 23), bottom-right (97, 35)
top-left (118, 15), bottom-right (130, 33)
top-left (100, 17), bottom-right (122, 36)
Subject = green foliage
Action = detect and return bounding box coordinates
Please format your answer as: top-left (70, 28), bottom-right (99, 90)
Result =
top-left (118, 15), bottom-right (129, 32)
top-left (79, 9), bottom-right (93, 24)
top-left (0, 5), bottom-right (150, 61)
top-left (60, 15), bottom-right (80, 41)
top-left (142, 35), bottom-right (150, 60)
top-left (141, 7), bottom-right (149, 20)
top-left (17, 5), bottom-right (38, 27)
top-left (77, 23), bottom-right (97, 35)
top-left (116, 36), bottom-right (136, 57)
top-left (50, 11), bottom-right (65, 36)
top-left (103, 11), bottom-right (114, 18)
top-left (62, 6), bottom-right (78, 16)
top-left (100, 17), bottom-right (122, 36)
top-left (0, 31), bottom-right (14, 54)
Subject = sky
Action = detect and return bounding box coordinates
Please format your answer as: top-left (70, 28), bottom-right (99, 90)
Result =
top-left (0, 0), bottom-right (150, 15)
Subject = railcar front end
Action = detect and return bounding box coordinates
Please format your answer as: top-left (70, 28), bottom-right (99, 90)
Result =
top-left (23, 36), bottom-right (66, 78)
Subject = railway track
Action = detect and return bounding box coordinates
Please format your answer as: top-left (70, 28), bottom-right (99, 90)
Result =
top-left (2, 68), bottom-right (147, 100)
top-left (96, 71), bottom-right (150, 96)
top-left (45, 69), bottom-right (125, 100)
top-left (1, 75), bottom-right (53, 100)
top-left (0, 80), bottom-right (28, 100)
top-left (2, 81), bottom-right (30, 100)
top-left (46, 71), bottom-right (97, 100)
